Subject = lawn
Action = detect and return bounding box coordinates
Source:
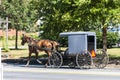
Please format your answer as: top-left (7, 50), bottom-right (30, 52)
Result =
top-left (2, 48), bottom-right (47, 59)
top-left (0, 39), bottom-right (22, 47)
top-left (1, 39), bottom-right (120, 59)
top-left (1, 47), bottom-right (120, 59)
top-left (107, 48), bottom-right (120, 58)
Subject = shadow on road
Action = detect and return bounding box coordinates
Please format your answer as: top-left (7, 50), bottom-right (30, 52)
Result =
top-left (2, 57), bottom-right (48, 67)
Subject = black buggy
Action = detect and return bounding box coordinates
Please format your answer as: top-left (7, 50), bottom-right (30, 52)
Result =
top-left (48, 32), bottom-right (109, 69)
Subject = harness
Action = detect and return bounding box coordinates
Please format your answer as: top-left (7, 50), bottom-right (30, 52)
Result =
top-left (27, 37), bottom-right (56, 52)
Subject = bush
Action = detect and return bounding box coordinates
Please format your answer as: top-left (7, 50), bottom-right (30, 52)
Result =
top-left (96, 32), bottom-right (103, 48)
top-left (0, 36), bottom-right (3, 40)
top-left (107, 32), bottom-right (119, 48)
top-left (29, 34), bottom-right (40, 39)
top-left (8, 36), bottom-right (16, 40)
top-left (96, 32), bottom-right (119, 48)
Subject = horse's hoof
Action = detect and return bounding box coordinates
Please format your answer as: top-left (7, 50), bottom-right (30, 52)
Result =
top-left (44, 64), bottom-right (48, 68)
top-left (37, 59), bottom-right (42, 64)
top-left (25, 65), bottom-right (28, 67)
top-left (25, 64), bottom-right (29, 67)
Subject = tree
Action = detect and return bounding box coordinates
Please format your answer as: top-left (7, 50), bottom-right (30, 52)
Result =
top-left (0, 0), bottom-right (34, 49)
top-left (1, 0), bottom-right (118, 51)
top-left (30, 0), bottom-right (93, 40)
top-left (89, 0), bottom-right (120, 52)
top-left (28, 0), bottom-right (120, 53)
top-left (32, 0), bottom-right (120, 53)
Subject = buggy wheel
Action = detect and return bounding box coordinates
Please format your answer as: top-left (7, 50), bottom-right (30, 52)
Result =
top-left (76, 51), bottom-right (92, 69)
top-left (48, 52), bottom-right (63, 68)
top-left (93, 49), bottom-right (109, 69)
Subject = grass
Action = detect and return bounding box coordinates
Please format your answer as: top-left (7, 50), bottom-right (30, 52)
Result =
top-left (1, 39), bottom-right (120, 59)
top-left (2, 48), bottom-right (47, 59)
top-left (0, 38), bottom-right (47, 59)
top-left (0, 39), bottom-right (22, 47)
top-left (1, 47), bottom-right (120, 59)
top-left (107, 48), bottom-right (120, 58)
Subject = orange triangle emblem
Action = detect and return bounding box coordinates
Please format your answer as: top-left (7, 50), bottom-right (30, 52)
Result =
top-left (91, 50), bottom-right (96, 58)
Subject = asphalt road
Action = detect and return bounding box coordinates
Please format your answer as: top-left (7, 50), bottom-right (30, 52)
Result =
top-left (3, 64), bottom-right (120, 80)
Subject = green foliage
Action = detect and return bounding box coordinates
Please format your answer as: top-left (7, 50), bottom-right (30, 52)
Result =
top-left (107, 32), bottom-right (119, 48)
top-left (58, 37), bottom-right (68, 47)
top-left (8, 36), bottom-right (16, 40)
top-left (96, 31), bottom-right (103, 48)
top-left (0, 0), bottom-right (120, 50)
top-left (2, 36), bottom-right (9, 52)
top-left (1, 0), bottom-right (30, 29)
top-left (96, 31), bottom-right (119, 48)
top-left (29, 0), bottom-right (120, 41)
top-left (29, 34), bottom-right (40, 39)
top-left (0, 0), bottom-right (36, 49)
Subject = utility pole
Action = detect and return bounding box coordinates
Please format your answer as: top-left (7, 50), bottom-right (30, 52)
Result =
top-left (0, 17), bottom-right (10, 51)
top-left (5, 17), bottom-right (9, 48)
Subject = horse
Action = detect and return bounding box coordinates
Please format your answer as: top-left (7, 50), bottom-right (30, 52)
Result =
top-left (50, 40), bottom-right (60, 52)
top-left (21, 34), bottom-right (59, 67)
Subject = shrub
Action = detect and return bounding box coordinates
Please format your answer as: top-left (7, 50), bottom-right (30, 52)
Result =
top-left (96, 32), bottom-right (119, 48)
top-left (29, 34), bottom-right (40, 39)
top-left (107, 32), bottom-right (119, 48)
top-left (8, 36), bottom-right (16, 40)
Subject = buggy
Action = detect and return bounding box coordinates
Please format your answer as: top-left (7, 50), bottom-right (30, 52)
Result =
top-left (48, 32), bottom-right (109, 69)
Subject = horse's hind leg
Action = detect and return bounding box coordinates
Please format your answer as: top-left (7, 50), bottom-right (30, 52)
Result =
top-left (45, 51), bottom-right (52, 68)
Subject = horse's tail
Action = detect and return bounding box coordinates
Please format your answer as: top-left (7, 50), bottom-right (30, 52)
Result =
top-left (50, 41), bottom-right (60, 52)
top-left (50, 41), bottom-right (55, 51)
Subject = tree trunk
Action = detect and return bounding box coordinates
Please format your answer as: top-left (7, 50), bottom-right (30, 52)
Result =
top-left (102, 26), bottom-right (107, 53)
top-left (15, 29), bottom-right (18, 49)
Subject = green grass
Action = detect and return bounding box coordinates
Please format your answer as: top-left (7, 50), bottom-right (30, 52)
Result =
top-left (2, 48), bottom-right (47, 59)
top-left (107, 48), bottom-right (120, 58)
top-left (0, 39), bottom-right (22, 47)
top-left (1, 39), bottom-right (120, 59)
top-left (1, 47), bottom-right (120, 59)
top-left (1, 38), bottom-right (47, 59)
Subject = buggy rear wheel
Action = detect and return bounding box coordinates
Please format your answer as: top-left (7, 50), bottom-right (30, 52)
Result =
top-left (48, 52), bottom-right (63, 68)
top-left (76, 51), bottom-right (92, 69)
top-left (93, 49), bottom-right (109, 69)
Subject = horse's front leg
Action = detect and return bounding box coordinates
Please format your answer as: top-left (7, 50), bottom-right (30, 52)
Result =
top-left (25, 52), bottom-right (31, 67)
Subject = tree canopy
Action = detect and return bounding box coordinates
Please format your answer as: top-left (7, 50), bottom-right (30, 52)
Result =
top-left (0, 0), bottom-right (34, 49)
top-left (0, 0), bottom-right (120, 50)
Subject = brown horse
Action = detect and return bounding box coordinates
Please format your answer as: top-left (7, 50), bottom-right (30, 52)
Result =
top-left (21, 34), bottom-right (59, 67)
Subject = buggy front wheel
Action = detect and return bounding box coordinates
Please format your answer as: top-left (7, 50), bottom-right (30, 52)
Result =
top-left (48, 52), bottom-right (63, 68)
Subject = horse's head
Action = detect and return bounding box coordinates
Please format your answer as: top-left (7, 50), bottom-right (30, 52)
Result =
top-left (21, 34), bottom-right (31, 45)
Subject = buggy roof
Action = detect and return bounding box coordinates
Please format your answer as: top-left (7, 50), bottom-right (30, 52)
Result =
top-left (59, 31), bottom-right (96, 37)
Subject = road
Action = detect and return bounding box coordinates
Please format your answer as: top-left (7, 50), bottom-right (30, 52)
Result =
top-left (3, 64), bottom-right (120, 80)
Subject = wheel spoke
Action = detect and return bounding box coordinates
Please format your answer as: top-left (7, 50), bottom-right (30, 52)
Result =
top-left (93, 49), bottom-right (109, 69)
top-left (49, 52), bottom-right (63, 68)
top-left (76, 51), bottom-right (92, 69)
